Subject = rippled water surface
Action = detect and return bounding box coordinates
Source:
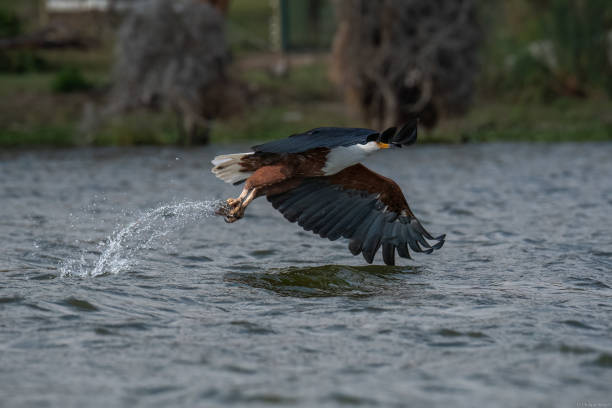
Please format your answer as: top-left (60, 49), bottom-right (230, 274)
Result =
top-left (1, 143), bottom-right (611, 407)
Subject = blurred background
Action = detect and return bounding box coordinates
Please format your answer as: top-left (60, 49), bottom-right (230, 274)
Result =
top-left (0, 0), bottom-right (611, 147)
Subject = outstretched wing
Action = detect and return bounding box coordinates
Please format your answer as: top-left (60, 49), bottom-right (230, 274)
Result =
top-left (253, 127), bottom-right (378, 154)
top-left (253, 120), bottom-right (419, 154)
top-left (266, 164), bottom-right (444, 265)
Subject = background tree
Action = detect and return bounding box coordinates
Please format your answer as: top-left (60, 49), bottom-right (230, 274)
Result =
top-left (331, 0), bottom-right (480, 129)
top-left (108, 0), bottom-right (238, 145)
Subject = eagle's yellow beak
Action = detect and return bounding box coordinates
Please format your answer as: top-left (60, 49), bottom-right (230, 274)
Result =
top-left (377, 142), bottom-right (391, 149)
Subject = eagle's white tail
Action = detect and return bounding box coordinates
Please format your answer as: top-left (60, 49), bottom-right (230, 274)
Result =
top-left (211, 152), bottom-right (254, 184)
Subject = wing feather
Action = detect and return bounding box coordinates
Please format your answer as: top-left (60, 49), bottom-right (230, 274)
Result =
top-left (382, 242), bottom-right (396, 266)
top-left (311, 196), bottom-right (347, 235)
top-left (348, 211), bottom-right (380, 255)
top-left (253, 122), bottom-right (419, 154)
top-left (327, 200), bottom-right (374, 241)
top-left (266, 165), bottom-right (444, 265)
top-left (253, 127), bottom-right (378, 154)
top-left (361, 213), bottom-right (385, 263)
top-left (396, 242), bottom-right (411, 259)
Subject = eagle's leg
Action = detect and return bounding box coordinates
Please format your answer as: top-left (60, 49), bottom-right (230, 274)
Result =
top-left (226, 187), bottom-right (249, 207)
top-left (220, 164), bottom-right (293, 223)
top-left (224, 187), bottom-right (258, 223)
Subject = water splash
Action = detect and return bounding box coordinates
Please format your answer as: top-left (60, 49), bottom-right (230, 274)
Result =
top-left (60, 200), bottom-right (221, 277)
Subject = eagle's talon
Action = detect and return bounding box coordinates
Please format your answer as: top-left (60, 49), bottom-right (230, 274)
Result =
top-left (226, 198), bottom-right (241, 206)
top-left (224, 211), bottom-right (243, 223)
top-left (215, 203), bottom-right (230, 217)
top-left (216, 198), bottom-right (241, 218)
top-left (225, 205), bottom-right (245, 223)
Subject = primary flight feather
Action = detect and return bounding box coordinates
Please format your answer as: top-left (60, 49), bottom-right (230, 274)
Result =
top-left (212, 120), bottom-right (444, 266)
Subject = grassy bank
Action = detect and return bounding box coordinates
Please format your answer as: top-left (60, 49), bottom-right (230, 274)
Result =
top-left (1, 57), bottom-right (611, 147)
top-left (428, 96), bottom-right (612, 143)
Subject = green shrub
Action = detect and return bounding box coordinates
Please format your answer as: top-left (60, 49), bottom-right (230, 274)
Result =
top-left (504, 52), bottom-right (557, 101)
top-left (0, 125), bottom-right (75, 147)
top-left (544, 0), bottom-right (610, 83)
top-left (0, 51), bottom-right (49, 73)
top-left (51, 67), bottom-right (93, 93)
top-left (0, 8), bottom-right (21, 38)
top-left (527, 0), bottom-right (611, 97)
top-left (480, 0), bottom-right (612, 99)
top-left (0, 8), bottom-right (41, 73)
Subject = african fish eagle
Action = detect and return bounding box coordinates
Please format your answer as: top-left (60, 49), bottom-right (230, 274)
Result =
top-left (212, 119), bottom-right (445, 266)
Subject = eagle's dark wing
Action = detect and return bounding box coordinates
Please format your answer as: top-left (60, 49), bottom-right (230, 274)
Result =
top-left (252, 127), bottom-right (378, 154)
top-left (266, 164), bottom-right (444, 265)
top-left (253, 121), bottom-right (419, 154)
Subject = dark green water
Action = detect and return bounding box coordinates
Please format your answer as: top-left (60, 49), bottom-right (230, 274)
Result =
top-left (1, 144), bottom-right (611, 407)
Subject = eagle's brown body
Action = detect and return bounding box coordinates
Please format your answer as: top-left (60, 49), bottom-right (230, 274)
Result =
top-left (213, 123), bottom-right (444, 265)
top-left (242, 149), bottom-right (328, 194)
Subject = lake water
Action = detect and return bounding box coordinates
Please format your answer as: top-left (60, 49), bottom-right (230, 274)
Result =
top-left (1, 143), bottom-right (611, 407)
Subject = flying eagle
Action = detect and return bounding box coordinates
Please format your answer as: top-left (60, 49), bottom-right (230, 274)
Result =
top-left (212, 120), bottom-right (444, 265)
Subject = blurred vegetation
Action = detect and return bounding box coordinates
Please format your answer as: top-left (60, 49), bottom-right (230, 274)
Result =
top-left (227, 0), bottom-right (272, 52)
top-left (481, 0), bottom-right (612, 100)
top-left (0, 0), bottom-right (611, 147)
top-left (543, 0), bottom-right (611, 96)
top-left (0, 8), bottom-right (21, 37)
top-left (0, 50), bottom-right (48, 73)
top-left (51, 67), bottom-right (93, 93)
top-left (0, 7), bottom-right (45, 73)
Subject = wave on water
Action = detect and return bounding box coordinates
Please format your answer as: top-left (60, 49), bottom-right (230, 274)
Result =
top-left (60, 200), bottom-right (222, 277)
